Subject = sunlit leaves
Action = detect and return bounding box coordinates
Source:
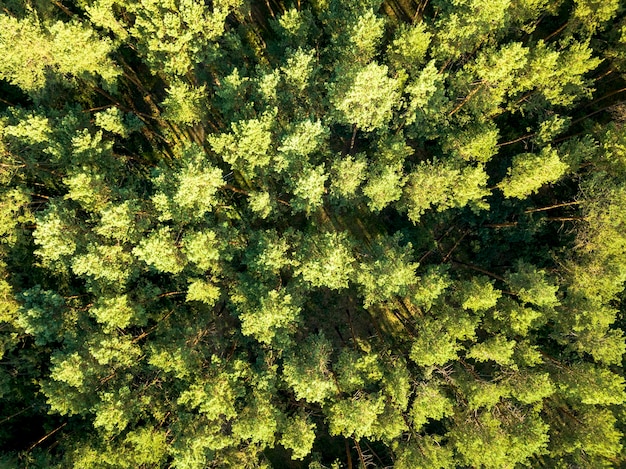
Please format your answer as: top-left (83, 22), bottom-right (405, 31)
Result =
top-left (282, 334), bottom-right (336, 404)
top-left (467, 335), bottom-right (516, 367)
top-left (89, 295), bottom-right (144, 331)
top-left (133, 227), bottom-right (185, 274)
top-left (499, 147), bottom-right (568, 199)
top-left (356, 233), bottom-right (417, 307)
top-left (209, 111), bottom-right (274, 175)
top-left (404, 161), bottom-right (489, 222)
top-left (239, 289), bottom-right (301, 344)
top-left (410, 383), bottom-right (453, 431)
top-left (161, 80), bottom-right (206, 125)
top-left (329, 62), bottom-right (401, 132)
top-left (1, 1), bottom-right (626, 467)
top-left (327, 392), bottom-right (385, 439)
top-left (290, 164), bottom-right (328, 213)
top-left (449, 411), bottom-right (549, 469)
top-left (296, 231), bottom-right (355, 290)
top-left (0, 16), bottom-right (120, 94)
top-left (152, 144), bottom-right (223, 221)
top-left (387, 23), bottom-right (432, 75)
top-left (279, 414), bottom-right (316, 460)
top-left (33, 202), bottom-right (80, 269)
top-left (506, 261), bottom-right (560, 308)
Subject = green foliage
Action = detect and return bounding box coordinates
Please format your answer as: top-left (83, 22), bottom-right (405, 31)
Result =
top-left (211, 118), bottom-right (275, 181)
top-left (558, 363), bottom-right (626, 405)
top-left (125, 0), bottom-right (242, 76)
top-left (330, 154), bottom-right (367, 199)
top-left (133, 226), bottom-right (185, 274)
top-left (506, 261), bottom-right (560, 308)
top-left (89, 295), bottom-right (144, 331)
top-left (410, 382), bottom-right (454, 430)
top-left (449, 410), bottom-right (550, 468)
top-left (467, 335), bottom-right (516, 367)
top-left (162, 80), bottom-right (207, 125)
top-left (297, 231), bottom-right (355, 290)
top-left (33, 201), bottom-right (81, 269)
top-left (394, 436), bottom-right (454, 469)
top-left (17, 286), bottom-right (65, 345)
top-left (509, 371), bottom-right (555, 405)
top-left (410, 309), bottom-right (478, 367)
top-left (279, 414), bottom-right (316, 460)
top-left (239, 289), bottom-right (301, 344)
top-left (282, 334), bottom-right (336, 404)
top-left (387, 23), bottom-right (432, 74)
top-left (151, 144), bottom-right (223, 222)
top-left (1, 1), bottom-right (625, 467)
top-left (334, 348), bottom-right (383, 392)
top-left (458, 276), bottom-right (501, 312)
top-left (356, 233), bottom-right (417, 306)
top-left (499, 147), bottom-right (568, 199)
top-left (329, 62), bottom-right (401, 131)
top-left (0, 16), bottom-right (120, 94)
top-left (404, 161), bottom-right (489, 222)
top-left (326, 392), bottom-right (385, 439)
top-left (290, 164), bottom-right (328, 213)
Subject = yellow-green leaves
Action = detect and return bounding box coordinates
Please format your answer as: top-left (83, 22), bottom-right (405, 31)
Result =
top-left (467, 335), bottom-right (516, 367)
top-left (327, 393), bottom-right (385, 439)
top-left (89, 295), bottom-right (144, 331)
top-left (152, 144), bottom-right (223, 221)
top-left (186, 279), bottom-right (220, 305)
top-left (34, 202), bottom-right (80, 269)
top-left (499, 147), bottom-right (568, 199)
top-left (410, 312), bottom-right (477, 367)
top-left (133, 227), bottom-right (185, 274)
top-left (279, 414), bottom-right (316, 460)
top-left (506, 261), bottom-right (560, 308)
top-left (209, 111), bottom-right (274, 176)
top-left (410, 383), bottom-right (454, 431)
top-left (0, 16), bottom-right (120, 94)
top-left (161, 80), bottom-right (206, 125)
top-left (329, 62), bottom-right (401, 132)
top-left (357, 234), bottom-right (417, 307)
top-left (127, 0), bottom-right (241, 76)
top-left (387, 23), bottom-right (432, 75)
top-left (282, 334), bottom-right (336, 403)
top-left (290, 165), bottom-right (328, 213)
top-left (296, 231), bottom-right (355, 290)
top-left (404, 161), bottom-right (489, 222)
top-left (239, 289), bottom-right (301, 344)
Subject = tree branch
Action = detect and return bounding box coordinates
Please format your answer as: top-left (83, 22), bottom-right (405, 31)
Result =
top-left (28, 422), bottom-right (67, 451)
top-left (524, 201), bottom-right (581, 213)
top-left (449, 83), bottom-right (484, 117)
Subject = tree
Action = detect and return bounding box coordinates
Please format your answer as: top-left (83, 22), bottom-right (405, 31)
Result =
top-left (328, 62), bottom-right (401, 132)
top-left (0, 15), bottom-right (120, 96)
top-left (499, 147), bottom-right (568, 199)
top-left (296, 231), bottom-right (355, 290)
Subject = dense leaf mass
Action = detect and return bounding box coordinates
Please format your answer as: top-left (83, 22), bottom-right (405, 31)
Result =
top-left (1, 0), bottom-right (626, 467)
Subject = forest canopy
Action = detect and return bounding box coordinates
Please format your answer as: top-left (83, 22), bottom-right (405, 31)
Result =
top-left (1, 0), bottom-right (626, 467)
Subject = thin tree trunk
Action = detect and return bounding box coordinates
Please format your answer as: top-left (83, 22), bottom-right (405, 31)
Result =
top-left (451, 259), bottom-right (506, 282)
top-left (497, 133), bottom-right (535, 147)
top-left (524, 201), bottom-right (581, 213)
top-left (345, 439), bottom-right (353, 469)
top-left (544, 21), bottom-right (568, 41)
top-left (28, 422), bottom-right (67, 451)
top-left (449, 83), bottom-right (484, 117)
